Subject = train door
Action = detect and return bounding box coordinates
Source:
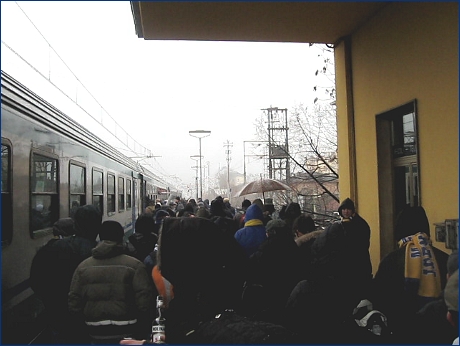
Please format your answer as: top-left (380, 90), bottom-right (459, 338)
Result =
top-left (132, 175), bottom-right (140, 222)
top-left (376, 100), bottom-right (420, 258)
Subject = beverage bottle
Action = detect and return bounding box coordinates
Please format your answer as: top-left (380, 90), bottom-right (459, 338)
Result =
top-left (151, 295), bottom-right (166, 344)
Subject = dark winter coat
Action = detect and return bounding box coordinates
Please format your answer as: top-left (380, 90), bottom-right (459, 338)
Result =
top-left (413, 290), bottom-right (458, 344)
top-left (234, 204), bottom-right (267, 258)
top-left (310, 215), bottom-right (373, 316)
top-left (68, 240), bottom-right (154, 342)
top-left (30, 234), bottom-right (98, 313)
top-left (29, 234), bottom-right (98, 343)
top-left (285, 279), bottom-right (359, 344)
top-left (370, 244), bottom-right (448, 342)
top-left (126, 232), bottom-right (158, 262)
top-left (157, 217), bottom-right (250, 343)
top-left (312, 214), bottom-right (372, 283)
top-left (244, 231), bottom-right (302, 323)
top-left (211, 215), bottom-right (239, 237)
top-left (295, 229), bottom-right (324, 280)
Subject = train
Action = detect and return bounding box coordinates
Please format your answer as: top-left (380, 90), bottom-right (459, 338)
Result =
top-left (1, 70), bottom-right (180, 344)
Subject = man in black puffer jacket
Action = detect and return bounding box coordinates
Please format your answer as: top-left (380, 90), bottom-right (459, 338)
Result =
top-left (30, 204), bottom-right (101, 344)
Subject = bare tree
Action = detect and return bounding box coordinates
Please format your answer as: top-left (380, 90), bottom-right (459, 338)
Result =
top-left (252, 44), bottom-right (340, 225)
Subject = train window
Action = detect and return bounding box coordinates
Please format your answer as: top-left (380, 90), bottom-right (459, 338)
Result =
top-left (31, 153), bottom-right (59, 236)
top-left (107, 173), bottom-right (115, 214)
top-left (118, 177), bottom-right (125, 212)
top-left (2, 141), bottom-right (13, 246)
top-left (92, 168), bottom-right (103, 214)
top-left (126, 179), bottom-right (132, 209)
top-left (147, 183), bottom-right (154, 205)
top-left (69, 162), bottom-right (86, 218)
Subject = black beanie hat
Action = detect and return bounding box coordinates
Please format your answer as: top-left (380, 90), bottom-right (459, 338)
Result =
top-left (99, 220), bottom-right (124, 242)
top-left (135, 213), bottom-right (155, 235)
top-left (73, 204), bottom-right (102, 240)
top-left (242, 199), bottom-right (251, 209)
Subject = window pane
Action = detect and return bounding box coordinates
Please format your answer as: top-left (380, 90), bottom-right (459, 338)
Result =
top-left (127, 179), bottom-right (131, 194)
top-left (118, 177), bottom-right (125, 211)
top-left (108, 174), bottom-right (115, 194)
top-left (93, 195), bottom-right (103, 214)
top-left (118, 177), bottom-right (124, 194)
top-left (30, 195), bottom-right (54, 231)
top-left (70, 164), bottom-right (85, 194)
top-left (107, 195), bottom-right (115, 213)
top-left (93, 170), bottom-right (103, 195)
top-left (392, 111), bottom-right (416, 158)
top-left (2, 143), bottom-right (12, 244)
top-left (33, 154), bottom-right (58, 193)
top-left (70, 196), bottom-right (84, 219)
top-left (126, 180), bottom-right (132, 209)
top-left (2, 144), bottom-right (11, 193)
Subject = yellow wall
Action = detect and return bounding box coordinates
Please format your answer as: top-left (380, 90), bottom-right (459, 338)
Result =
top-left (335, 2), bottom-right (458, 272)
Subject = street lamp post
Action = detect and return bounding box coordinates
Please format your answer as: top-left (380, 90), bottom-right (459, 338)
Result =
top-left (189, 130), bottom-right (211, 200)
top-left (190, 155), bottom-right (202, 201)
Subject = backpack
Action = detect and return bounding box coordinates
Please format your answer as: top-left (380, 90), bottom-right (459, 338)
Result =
top-left (341, 299), bottom-right (393, 344)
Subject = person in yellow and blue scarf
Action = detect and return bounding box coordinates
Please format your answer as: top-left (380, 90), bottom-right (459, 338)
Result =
top-left (370, 206), bottom-right (449, 343)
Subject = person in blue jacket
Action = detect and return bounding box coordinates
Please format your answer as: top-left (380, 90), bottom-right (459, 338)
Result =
top-left (234, 203), bottom-right (266, 258)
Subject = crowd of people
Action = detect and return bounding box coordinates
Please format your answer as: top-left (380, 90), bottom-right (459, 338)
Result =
top-left (30, 196), bottom-right (459, 344)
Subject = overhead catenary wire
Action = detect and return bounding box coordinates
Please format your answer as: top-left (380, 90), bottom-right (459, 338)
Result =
top-left (3, 2), bottom-right (178, 189)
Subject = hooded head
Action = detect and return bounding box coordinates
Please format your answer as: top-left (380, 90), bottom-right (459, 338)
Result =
top-left (52, 217), bottom-right (75, 238)
top-left (210, 198), bottom-right (227, 217)
top-left (252, 198), bottom-right (264, 211)
top-left (73, 204), bottom-right (101, 240)
top-left (284, 202), bottom-right (301, 220)
top-left (265, 219), bottom-right (288, 237)
top-left (394, 206), bottom-right (430, 241)
top-left (338, 198), bottom-right (355, 215)
top-left (99, 220), bottom-right (124, 243)
top-left (196, 207), bottom-right (211, 219)
top-left (155, 210), bottom-right (170, 225)
top-left (244, 204), bottom-right (264, 223)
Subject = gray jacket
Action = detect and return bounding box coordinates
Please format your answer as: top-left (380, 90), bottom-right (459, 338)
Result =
top-left (68, 240), bottom-right (154, 340)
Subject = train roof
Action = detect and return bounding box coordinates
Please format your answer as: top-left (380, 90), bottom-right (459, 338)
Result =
top-left (1, 70), bottom-right (173, 190)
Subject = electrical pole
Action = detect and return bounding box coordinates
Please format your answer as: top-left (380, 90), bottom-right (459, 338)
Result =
top-left (223, 140), bottom-right (233, 202)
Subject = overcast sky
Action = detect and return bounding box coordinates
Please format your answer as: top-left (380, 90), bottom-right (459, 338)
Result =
top-left (1, 1), bottom-right (332, 194)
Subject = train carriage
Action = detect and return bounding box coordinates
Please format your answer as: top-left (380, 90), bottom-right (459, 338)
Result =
top-left (1, 71), bottom-right (172, 344)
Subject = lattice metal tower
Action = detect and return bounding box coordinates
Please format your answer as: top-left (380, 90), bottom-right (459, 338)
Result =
top-left (262, 107), bottom-right (290, 182)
